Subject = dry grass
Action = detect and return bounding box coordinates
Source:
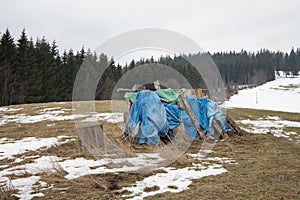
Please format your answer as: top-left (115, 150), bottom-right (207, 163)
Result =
top-left (0, 102), bottom-right (299, 199)
top-left (225, 107), bottom-right (300, 122)
top-left (146, 134), bottom-right (300, 200)
top-left (0, 179), bottom-right (16, 200)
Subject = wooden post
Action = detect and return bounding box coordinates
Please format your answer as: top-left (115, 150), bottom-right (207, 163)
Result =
top-left (124, 111), bottom-right (129, 124)
top-left (195, 88), bottom-right (203, 97)
top-left (179, 93), bottom-right (206, 140)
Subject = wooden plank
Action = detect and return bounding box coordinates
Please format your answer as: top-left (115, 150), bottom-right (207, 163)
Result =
top-left (179, 93), bottom-right (206, 140)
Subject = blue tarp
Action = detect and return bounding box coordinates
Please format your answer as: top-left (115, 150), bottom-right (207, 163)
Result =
top-left (124, 91), bottom-right (181, 145)
top-left (158, 103), bottom-right (181, 141)
top-left (182, 96), bottom-right (231, 138)
top-left (181, 96), bottom-right (208, 139)
top-left (124, 91), bottom-right (230, 145)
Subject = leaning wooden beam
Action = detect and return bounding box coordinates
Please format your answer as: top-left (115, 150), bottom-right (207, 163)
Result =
top-left (226, 115), bottom-right (251, 136)
top-left (179, 93), bottom-right (206, 140)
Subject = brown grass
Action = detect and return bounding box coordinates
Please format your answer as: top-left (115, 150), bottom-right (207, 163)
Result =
top-left (0, 178), bottom-right (17, 200)
top-left (144, 185), bottom-right (160, 192)
top-left (146, 134), bottom-right (300, 200)
top-left (0, 102), bottom-right (299, 199)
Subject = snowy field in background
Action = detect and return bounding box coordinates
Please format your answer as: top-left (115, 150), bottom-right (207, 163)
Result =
top-left (222, 71), bottom-right (300, 113)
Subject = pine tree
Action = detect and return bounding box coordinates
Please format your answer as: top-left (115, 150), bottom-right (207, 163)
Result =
top-left (26, 38), bottom-right (43, 102)
top-left (289, 48), bottom-right (297, 77)
top-left (0, 29), bottom-right (16, 106)
top-left (14, 29), bottom-right (31, 103)
top-left (35, 38), bottom-right (59, 102)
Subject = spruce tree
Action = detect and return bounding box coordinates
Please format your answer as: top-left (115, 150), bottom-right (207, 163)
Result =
top-left (0, 29), bottom-right (16, 106)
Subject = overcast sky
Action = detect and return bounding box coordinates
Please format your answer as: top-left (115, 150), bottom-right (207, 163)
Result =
top-left (1, 0), bottom-right (300, 55)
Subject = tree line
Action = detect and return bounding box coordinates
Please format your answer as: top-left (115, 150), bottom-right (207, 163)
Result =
top-left (1, 29), bottom-right (299, 106)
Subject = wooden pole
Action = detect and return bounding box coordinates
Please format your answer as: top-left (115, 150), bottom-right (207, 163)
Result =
top-left (179, 93), bottom-right (206, 140)
top-left (226, 115), bottom-right (250, 136)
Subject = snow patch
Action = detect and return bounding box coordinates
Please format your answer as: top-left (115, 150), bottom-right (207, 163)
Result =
top-left (11, 176), bottom-right (44, 200)
top-left (121, 153), bottom-right (235, 200)
top-left (0, 110), bottom-right (123, 125)
top-left (80, 112), bottom-right (124, 123)
top-left (0, 107), bottom-right (23, 112)
top-left (60, 153), bottom-right (164, 180)
top-left (0, 113), bottom-right (87, 125)
top-left (0, 136), bottom-right (75, 160)
top-left (238, 117), bottom-right (300, 142)
top-left (122, 165), bottom-right (227, 200)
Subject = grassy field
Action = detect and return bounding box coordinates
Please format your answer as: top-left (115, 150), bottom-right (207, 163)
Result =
top-left (0, 102), bottom-right (299, 199)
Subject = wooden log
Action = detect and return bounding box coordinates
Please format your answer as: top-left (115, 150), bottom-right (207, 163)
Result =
top-left (179, 93), bottom-right (206, 140)
top-left (117, 88), bottom-right (141, 92)
top-left (195, 88), bottom-right (203, 97)
top-left (226, 115), bottom-right (250, 136)
top-left (123, 111), bottom-right (129, 124)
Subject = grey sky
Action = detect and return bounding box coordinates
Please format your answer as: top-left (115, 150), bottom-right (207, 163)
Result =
top-left (1, 0), bottom-right (300, 54)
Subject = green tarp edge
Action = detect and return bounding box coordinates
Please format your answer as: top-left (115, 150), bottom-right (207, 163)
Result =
top-left (124, 88), bottom-right (185, 104)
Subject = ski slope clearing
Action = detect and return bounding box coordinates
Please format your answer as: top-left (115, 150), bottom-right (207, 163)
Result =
top-left (223, 74), bottom-right (300, 113)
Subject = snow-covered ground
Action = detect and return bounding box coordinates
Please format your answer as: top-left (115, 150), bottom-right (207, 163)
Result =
top-left (0, 135), bottom-right (234, 200)
top-left (0, 136), bottom-right (74, 161)
top-left (223, 71), bottom-right (300, 143)
top-left (237, 116), bottom-right (300, 143)
top-left (223, 72), bottom-right (300, 113)
top-left (0, 106), bottom-right (123, 126)
top-left (0, 106), bottom-right (124, 199)
top-left (0, 106), bottom-right (233, 200)
top-left (120, 153), bottom-right (237, 200)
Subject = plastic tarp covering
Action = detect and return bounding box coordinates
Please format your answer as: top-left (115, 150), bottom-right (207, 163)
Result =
top-left (181, 96), bottom-right (208, 139)
top-left (124, 92), bottom-right (136, 102)
top-left (125, 91), bottom-right (181, 145)
top-left (155, 89), bottom-right (182, 104)
top-left (206, 98), bottom-right (231, 134)
top-left (124, 91), bottom-right (230, 144)
top-left (124, 89), bottom-right (183, 104)
top-left (158, 103), bottom-right (181, 140)
top-left (182, 96), bottom-right (231, 138)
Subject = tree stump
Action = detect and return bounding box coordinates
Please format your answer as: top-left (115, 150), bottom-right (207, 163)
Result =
top-left (77, 124), bottom-right (105, 153)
